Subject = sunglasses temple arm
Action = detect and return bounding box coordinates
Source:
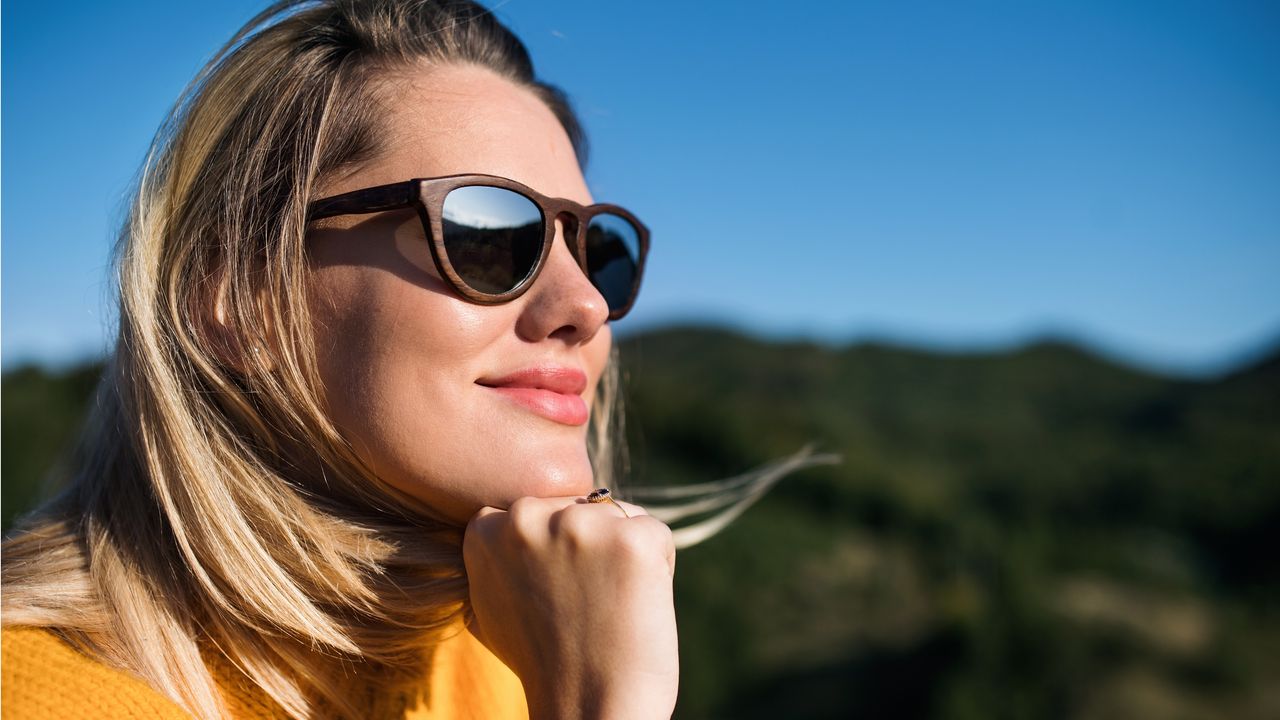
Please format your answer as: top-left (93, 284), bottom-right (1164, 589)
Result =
top-left (307, 181), bottom-right (420, 221)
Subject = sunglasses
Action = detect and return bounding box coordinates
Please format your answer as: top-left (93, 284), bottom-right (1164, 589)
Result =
top-left (306, 174), bottom-right (650, 320)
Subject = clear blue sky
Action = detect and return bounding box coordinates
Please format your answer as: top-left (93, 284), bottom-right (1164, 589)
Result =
top-left (4, 0), bottom-right (1278, 375)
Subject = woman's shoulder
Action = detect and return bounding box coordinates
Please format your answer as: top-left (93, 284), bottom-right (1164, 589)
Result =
top-left (1, 625), bottom-right (190, 719)
top-left (2, 622), bottom-right (528, 720)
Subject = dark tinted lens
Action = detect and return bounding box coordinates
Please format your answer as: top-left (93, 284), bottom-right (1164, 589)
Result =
top-left (585, 213), bottom-right (642, 312)
top-left (441, 186), bottom-right (543, 294)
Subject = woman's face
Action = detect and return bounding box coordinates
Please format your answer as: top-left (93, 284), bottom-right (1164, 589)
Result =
top-left (306, 64), bottom-right (612, 523)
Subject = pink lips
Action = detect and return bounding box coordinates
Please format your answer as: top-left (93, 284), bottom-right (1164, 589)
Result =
top-left (477, 366), bottom-right (589, 426)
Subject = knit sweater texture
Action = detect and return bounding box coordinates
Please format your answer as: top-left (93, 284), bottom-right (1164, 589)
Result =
top-left (1, 624), bottom-right (528, 719)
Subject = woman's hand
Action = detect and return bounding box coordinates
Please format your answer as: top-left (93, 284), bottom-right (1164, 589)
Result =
top-left (463, 495), bottom-right (678, 720)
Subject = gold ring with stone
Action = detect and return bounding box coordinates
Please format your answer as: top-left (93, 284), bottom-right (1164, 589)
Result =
top-left (586, 488), bottom-right (630, 518)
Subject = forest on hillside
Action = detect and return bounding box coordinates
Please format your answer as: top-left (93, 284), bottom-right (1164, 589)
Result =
top-left (4, 326), bottom-right (1278, 719)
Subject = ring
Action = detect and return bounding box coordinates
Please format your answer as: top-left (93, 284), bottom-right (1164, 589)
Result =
top-left (586, 487), bottom-right (630, 518)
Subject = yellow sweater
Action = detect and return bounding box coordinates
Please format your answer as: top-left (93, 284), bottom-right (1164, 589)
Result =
top-left (1, 625), bottom-right (528, 719)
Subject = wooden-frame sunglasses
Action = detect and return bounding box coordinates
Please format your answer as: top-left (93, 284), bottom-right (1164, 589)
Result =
top-left (306, 173), bottom-right (649, 320)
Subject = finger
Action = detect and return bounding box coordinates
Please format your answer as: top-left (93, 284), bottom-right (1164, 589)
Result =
top-left (466, 504), bottom-right (504, 531)
top-left (631, 515), bottom-right (677, 576)
top-left (614, 499), bottom-right (648, 518)
top-left (464, 506), bottom-right (505, 557)
top-left (505, 494), bottom-right (583, 513)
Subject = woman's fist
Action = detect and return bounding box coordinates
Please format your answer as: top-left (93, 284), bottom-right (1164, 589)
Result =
top-left (464, 495), bottom-right (678, 720)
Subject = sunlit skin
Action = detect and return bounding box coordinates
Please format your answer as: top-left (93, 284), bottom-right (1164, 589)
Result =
top-left (307, 63), bottom-right (679, 719)
top-left (307, 63), bottom-right (612, 523)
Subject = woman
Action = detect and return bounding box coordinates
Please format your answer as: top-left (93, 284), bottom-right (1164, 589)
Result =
top-left (2, 1), bottom-right (676, 717)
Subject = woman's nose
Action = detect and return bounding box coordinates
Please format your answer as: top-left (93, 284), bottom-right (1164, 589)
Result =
top-left (514, 218), bottom-right (609, 344)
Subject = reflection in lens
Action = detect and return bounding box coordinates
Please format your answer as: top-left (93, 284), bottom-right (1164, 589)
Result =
top-left (442, 186), bottom-right (543, 294)
top-left (585, 213), bottom-right (641, 312)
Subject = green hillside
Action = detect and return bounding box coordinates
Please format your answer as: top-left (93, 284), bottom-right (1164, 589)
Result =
top-left (619, 327), bottom-right (1280, 719)
top-left (4, 326), bottom-right (1278, 719)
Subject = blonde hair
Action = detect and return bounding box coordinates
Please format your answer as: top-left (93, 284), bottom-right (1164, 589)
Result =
top-left (2, 2), bottom-right (599, 717)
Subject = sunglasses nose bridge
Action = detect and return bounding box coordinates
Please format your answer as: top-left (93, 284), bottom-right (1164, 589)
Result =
top-left (553, 210), bottom-right (585, 267)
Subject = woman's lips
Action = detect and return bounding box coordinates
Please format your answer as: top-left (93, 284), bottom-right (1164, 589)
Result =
top-left (477, 367), bottom-right (589, 426)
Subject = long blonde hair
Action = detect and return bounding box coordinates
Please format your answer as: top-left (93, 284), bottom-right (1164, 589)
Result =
top-left (2, 2), bottom-right (599, 717)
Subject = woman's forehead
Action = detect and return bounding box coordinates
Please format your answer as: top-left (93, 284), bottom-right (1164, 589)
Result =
top-left (350, 62), bottom-right (591, 204)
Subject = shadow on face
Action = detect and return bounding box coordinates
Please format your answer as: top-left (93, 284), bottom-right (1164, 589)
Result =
top-left (307, 207), bottom-right (451, 299)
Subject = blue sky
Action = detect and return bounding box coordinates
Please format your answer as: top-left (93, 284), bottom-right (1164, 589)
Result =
top-left (4, 0), bottom-right (1278, 375)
